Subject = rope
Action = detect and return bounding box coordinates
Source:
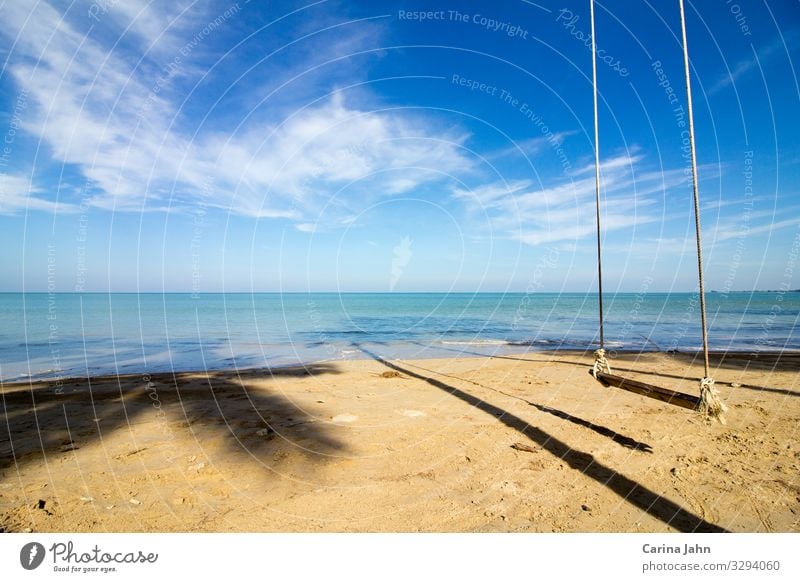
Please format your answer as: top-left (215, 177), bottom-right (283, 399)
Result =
top-left (586, 1), bottom-right (725, 421)
top-left (699, 377), bottom-right (727, 423)
top-left (679, 0), bottom-right (710, 378)
top-left (679, 0), bottom-right (724, 421)
top-left (590, 0), bottom-right (605, 351)
top-left (592, 348), bottom-right (611, 379)
top-left (589, 1), bottom-right (612, 387)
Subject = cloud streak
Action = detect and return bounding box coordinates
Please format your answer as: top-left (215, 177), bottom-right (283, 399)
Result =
top-left (454, 152), bottom-right (685, 245)
top-left (708, 32), bottom-right (797, 95)
top-left (0, 173), bottom-right (77, 214)
top-left (1, 1), bottom-right (472, 222)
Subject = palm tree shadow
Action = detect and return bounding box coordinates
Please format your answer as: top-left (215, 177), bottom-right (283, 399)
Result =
top-left (356, 346), bottom-right (727, 533)
top-left (0, 364), bottom-right (347, 476)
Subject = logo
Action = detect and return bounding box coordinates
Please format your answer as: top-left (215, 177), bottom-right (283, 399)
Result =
top-left (20, 542), bottom-right (46, 570)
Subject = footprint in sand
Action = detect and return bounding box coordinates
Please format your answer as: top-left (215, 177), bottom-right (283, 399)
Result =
top-left (332, 413), bottom-right (358, 424)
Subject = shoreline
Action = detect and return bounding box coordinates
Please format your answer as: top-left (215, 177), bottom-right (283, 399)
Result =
top-left (4, 291), bottom-right (798, 385)
top-left (4, 347), bottom-right (800, 387)
top-left (2, 351), bottom-right (798, 532)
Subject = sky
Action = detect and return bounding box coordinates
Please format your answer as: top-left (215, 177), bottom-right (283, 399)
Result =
top-left (0, 0), bottom-right (798, 293)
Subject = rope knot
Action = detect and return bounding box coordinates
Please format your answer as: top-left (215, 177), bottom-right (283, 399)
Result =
top-left (698, 377), bottom-right (727, 423)
top-left (591, 348), bottom-right (611, 379)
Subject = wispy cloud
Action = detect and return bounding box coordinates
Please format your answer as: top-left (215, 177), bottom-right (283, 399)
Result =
top-left (0, 173), bottom-right (77, 214)
top-left (452, 179), bottom-right (533, 205)
top-left (702, 194), bottom-right (770, 211)
top-left (207, 92), bottom-right (473, 220)
top-left (708, 214), bottom-right (800, 243)
top-left (488, 130), bottom-right (579, 161)
top-left (89, 0), bottom-right (196, 56)
top-left (455, 152), bottom-right (684, 245)
top-left (1, 1), bottom-right (471, 222)
top-left (708, 32), bottom-right (796, 95)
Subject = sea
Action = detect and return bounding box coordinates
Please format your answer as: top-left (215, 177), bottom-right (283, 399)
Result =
top-left (0, 292), bottom-right (797, 381)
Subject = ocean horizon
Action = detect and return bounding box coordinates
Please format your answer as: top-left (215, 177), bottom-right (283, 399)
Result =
top-left (1, 291), bottom-right (797, 382)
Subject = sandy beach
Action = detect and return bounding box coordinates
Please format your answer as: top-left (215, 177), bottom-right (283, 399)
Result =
top-left (1, 350), bottom-right (798, 533)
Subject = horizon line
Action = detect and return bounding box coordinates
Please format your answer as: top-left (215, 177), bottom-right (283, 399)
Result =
top-left (0, 290), bottom-right (790, 295)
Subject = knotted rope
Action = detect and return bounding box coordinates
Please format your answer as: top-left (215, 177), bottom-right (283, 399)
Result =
top-left (698, 377), bottom-right (727, 423)
top-left (591, 348), bottom-right (611, 379)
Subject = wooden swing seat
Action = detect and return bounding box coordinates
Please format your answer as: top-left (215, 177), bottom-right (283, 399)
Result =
top-left (591, 370), bottom-right (701, 411)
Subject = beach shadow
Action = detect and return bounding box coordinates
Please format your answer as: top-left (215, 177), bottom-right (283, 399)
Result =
top-left (0, 364), bottom-right (346, 476)
top-left (669, 350), bottom-right (800, 372)
top-left (406, 339), bottom-right (591, 369)
top-left (356, 346), bottom-right (726, 533)
top-left (409, 341), bottom-right (799, 398)
top-left (401, 359), bottom-right (653, 453)
top-left (529, 403), bottom-right (653, 453)
top-left (586, 350), bottom-right (800, 398)
top-left (659, 351), bottom-right (800, 397)
top-left (607, 365), bottom-right (800, 398)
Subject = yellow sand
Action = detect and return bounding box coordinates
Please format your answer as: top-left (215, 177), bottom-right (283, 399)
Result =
top-left (1, 351), bottom-right (798, 532)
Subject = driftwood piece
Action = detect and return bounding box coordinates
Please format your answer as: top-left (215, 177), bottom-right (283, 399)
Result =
top-left (591, 371), bottom-right (700, 411)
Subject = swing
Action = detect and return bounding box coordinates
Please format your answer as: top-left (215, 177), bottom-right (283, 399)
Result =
top-left (586, 0), bottom-right (726, 422)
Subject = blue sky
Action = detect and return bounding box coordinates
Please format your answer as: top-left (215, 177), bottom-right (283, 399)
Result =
top-left (0, 0), bottom-right (798, 292)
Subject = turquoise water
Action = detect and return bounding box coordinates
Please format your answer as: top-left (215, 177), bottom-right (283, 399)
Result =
top-left (0, 292), bottom-right (797, 381)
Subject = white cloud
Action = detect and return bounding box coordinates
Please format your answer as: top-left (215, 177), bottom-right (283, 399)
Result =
top-left (454, 153), bottom-right (672, 245)
top-left (709, 215), bottom-right (800, 243)
top-left (2, 1), bottom-right (472, 223)
top-left (295, 222), bottom-right (317, 233)
top-left (203, 93), bottom-right (473, 220)
top-left (99, 0), bottom-right (194, 55)
top-left (702, 193), bottom-right (770, 211)
top-left (0, 174), bottom-right (77, 214)
top-left (708, 34), bottom-right (795, 95)
top-left (489, 130), bottom-right (580, 161)
top-left (452, 179), bottom-right (533, 205)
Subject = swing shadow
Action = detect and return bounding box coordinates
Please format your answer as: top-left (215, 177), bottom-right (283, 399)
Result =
top-left (400, 357), bottom-right (653, 453)
top-left (409, 341), bottom-right (800, 399)
top-left (659, 351), bottom-right (800, 397)
top-left (407, 340), bottom-right (591, 368)
top-left (356, 346), bottom-right (727, 533)
top-left (608, 365), bottom-right (800, 398)
top-left (582, 349), bottom-right (800, 398)
top-left (528, 403), bottom-right (653, 453)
